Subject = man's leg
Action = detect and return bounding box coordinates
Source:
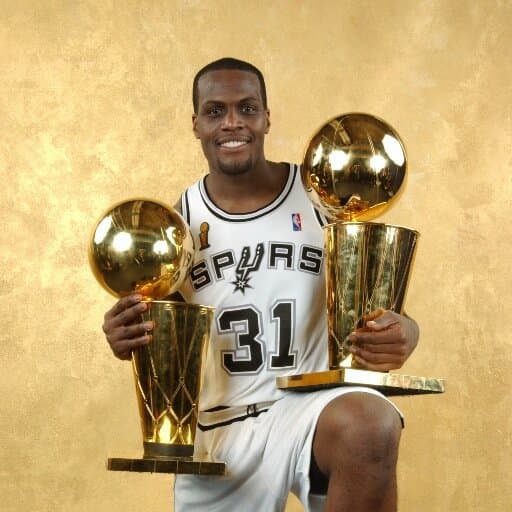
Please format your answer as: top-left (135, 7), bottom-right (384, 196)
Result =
top-left (310, 392), bottom-right (402, 512)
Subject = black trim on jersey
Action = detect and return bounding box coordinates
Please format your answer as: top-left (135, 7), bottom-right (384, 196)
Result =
top-left (198, 407), bottom-right (270, 431)
top-left (204, 405), bottom-right (230, 412)
top-left (313, 205), bottom-right (329, 227)
top-left (197, 163), bottom-right (297, 222)
top-left (182, 190), bottom-right (191, 225)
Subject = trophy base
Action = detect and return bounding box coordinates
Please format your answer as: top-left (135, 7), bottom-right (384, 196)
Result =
top-left (143, 441), bottom-right (193, 458)
top-left (276, 368), bottom-right (445, 395)
top-left (107, 456), bottom-right (226, 475)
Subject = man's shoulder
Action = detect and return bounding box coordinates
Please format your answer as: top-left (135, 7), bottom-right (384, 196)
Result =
top-left (173, 176), bottom-right (205, 214)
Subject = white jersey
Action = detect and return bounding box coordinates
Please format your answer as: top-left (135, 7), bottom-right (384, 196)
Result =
top-left (179, 163), bottom-right (329, 410)
top-left (175, 167), bottom-right (405, 512)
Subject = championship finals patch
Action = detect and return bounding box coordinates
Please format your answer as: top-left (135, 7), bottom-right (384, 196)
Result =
top-left (292, 213), bottom-right (302, 231)
top-left (199, 221), bottom-right (210, 250)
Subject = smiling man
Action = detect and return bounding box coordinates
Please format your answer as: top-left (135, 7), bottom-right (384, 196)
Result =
top-left (102, 57), bottom-right (419, 512)
top-left (191, 63), bottom-right (288, 215)
top-left (192, 67), bottom-right (270, 176)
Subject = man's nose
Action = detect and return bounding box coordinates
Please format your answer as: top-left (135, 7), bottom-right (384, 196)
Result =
top-left (221, 108), bottom-right (243, 129)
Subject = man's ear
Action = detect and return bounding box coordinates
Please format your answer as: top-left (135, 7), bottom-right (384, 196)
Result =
top-left (265, 110), bottom-right (271, 134)
top-left (192, 114), bottom-right (200, 139)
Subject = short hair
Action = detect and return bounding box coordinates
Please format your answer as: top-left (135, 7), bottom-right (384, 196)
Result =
top-left (192, 57), bottom-right (267, 113)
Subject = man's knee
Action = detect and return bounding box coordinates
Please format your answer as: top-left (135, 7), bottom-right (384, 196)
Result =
top-left (313, 392), bottom-right (402, 476)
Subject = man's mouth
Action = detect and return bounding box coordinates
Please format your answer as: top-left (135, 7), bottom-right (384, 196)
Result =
top-left (217, 137), bottom-right (251, 148)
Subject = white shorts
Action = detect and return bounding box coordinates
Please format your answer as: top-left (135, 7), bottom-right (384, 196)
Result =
top-left (174, 387), bottom-right (402, 512)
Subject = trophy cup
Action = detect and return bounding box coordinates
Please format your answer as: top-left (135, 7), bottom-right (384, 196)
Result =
top-left (89, 198), bottom-right (225, 474)
top-left (277, 113), bottom-right (444, 395)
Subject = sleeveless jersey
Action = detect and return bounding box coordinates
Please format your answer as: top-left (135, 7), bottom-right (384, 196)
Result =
top-left (179, 163), bottom-right (329, 410)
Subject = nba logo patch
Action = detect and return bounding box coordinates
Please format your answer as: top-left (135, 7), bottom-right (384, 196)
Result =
top-left (292, 213), bottom-right (302, 231)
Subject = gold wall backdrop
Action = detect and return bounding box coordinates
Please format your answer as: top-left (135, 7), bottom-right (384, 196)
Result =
top-left (1, 1), bottom-right (511, 510)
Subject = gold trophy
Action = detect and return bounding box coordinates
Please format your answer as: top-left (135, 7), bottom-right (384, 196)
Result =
top-left (89, 198), bottom-right (225, 474)
top-left (277, 113), bottom-right (444, 395)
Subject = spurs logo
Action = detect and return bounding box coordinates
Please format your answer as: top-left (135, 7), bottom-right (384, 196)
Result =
top-left (199, 222), bottom-right (210, 250)
top-left (189, 242), bottom-right (323, 292)
top-left (231, 243), bottom-right (264, 293)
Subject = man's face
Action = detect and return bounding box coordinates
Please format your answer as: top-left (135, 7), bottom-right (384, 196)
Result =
top-left (193, 69), bottom-right (270, 176)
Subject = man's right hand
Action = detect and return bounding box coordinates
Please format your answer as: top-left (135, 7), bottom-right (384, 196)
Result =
top-left (102, 294), bottom-right (153, 360)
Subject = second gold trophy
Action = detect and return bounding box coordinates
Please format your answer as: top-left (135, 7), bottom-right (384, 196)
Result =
top-left (278, 113), bottom-right (444, 395)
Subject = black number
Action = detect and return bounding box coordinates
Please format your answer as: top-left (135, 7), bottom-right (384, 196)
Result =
top-left (220, 307), bottom-right (264, 374)
top-left (269, 301), bottom-right (297, 368)
top-left (219, 301), bottom-right (296, 374)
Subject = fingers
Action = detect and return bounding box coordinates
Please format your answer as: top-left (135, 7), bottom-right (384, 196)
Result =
top-left (105, 294), bottom-right (142, 318)
top-left (362, 307), bottom-right (385, 323)
top-left (350, 340), bottom-right (408, 369)
top-left (352, 341), bottom-right (406, 355)
top-left (103, 294), bottom-right (147, 329)
top-left (102, 294), bottom-right (153, 360)
top-left (363, 310), bottom-right (400, 331)
top-left (351, 321), bottom-right (406, 346)
top-left (107, 332), bottom-right (153, 360)
top-left (348, 313), bottom-right (409, 370)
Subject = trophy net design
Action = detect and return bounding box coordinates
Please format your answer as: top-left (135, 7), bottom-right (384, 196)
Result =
top-left (133, 300), bottom-right (212, 459)
top-left (89, 198), bottom-right (224, 474)
top-left (277, 113), bottom-right (444, 394)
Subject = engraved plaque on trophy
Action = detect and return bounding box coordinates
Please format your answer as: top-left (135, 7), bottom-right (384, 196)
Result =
top-left (89, 198), bottom-right (225, 474)
top-left (277, 114), bottom-right (444, 395)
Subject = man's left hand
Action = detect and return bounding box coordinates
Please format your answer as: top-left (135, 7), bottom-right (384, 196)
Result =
top-left (347, 309), bottom-right (419, 371)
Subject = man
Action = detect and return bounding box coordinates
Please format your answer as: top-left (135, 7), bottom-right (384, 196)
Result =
top-left (102, 58), bottom-right (419, 511)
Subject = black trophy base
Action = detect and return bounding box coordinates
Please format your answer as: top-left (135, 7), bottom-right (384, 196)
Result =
top-left (143, 441), bottom-right (194, 458)
top-left (107, 442), bottom-right (225, 475)
top-left (276, 368), bottom-right (445, 396)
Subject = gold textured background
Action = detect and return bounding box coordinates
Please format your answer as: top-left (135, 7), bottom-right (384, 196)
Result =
top-left (1, 1), bottom-right (511, 510)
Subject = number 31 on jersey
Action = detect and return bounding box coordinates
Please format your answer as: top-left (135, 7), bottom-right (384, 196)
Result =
top-left (218, 301), bottom-right (297, 374)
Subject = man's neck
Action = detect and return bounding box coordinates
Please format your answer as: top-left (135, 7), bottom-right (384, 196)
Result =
top-left (204, 161), bottom-right (289, 214)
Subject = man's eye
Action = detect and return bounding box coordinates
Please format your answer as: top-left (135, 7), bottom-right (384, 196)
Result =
top-left (207, 106), bottom-right (223, 116)
top-left (240, 104), bottom-right (257, 114)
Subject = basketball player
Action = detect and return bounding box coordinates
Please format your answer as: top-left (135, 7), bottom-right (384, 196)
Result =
top-left (102, 58), bottom-right (419, 512)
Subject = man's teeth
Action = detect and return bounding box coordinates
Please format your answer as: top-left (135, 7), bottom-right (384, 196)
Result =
top-left (221, 140), bottom-right (247, 148)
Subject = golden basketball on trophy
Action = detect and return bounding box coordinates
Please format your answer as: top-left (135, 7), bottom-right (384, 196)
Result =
top-left (89, 198), bottom-right (224, 474)
top-left (278, 113), bottom-right (444, 394)
top-left (301, 112), bottom-right (407, 222)
top-left (89, 198), bottom-right (194, 299)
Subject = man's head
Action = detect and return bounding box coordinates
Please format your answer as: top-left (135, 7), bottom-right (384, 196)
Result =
top-left (192, 57), bottom-right (267, 114)
top-left (192, 58), bottom-right (270, 176)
